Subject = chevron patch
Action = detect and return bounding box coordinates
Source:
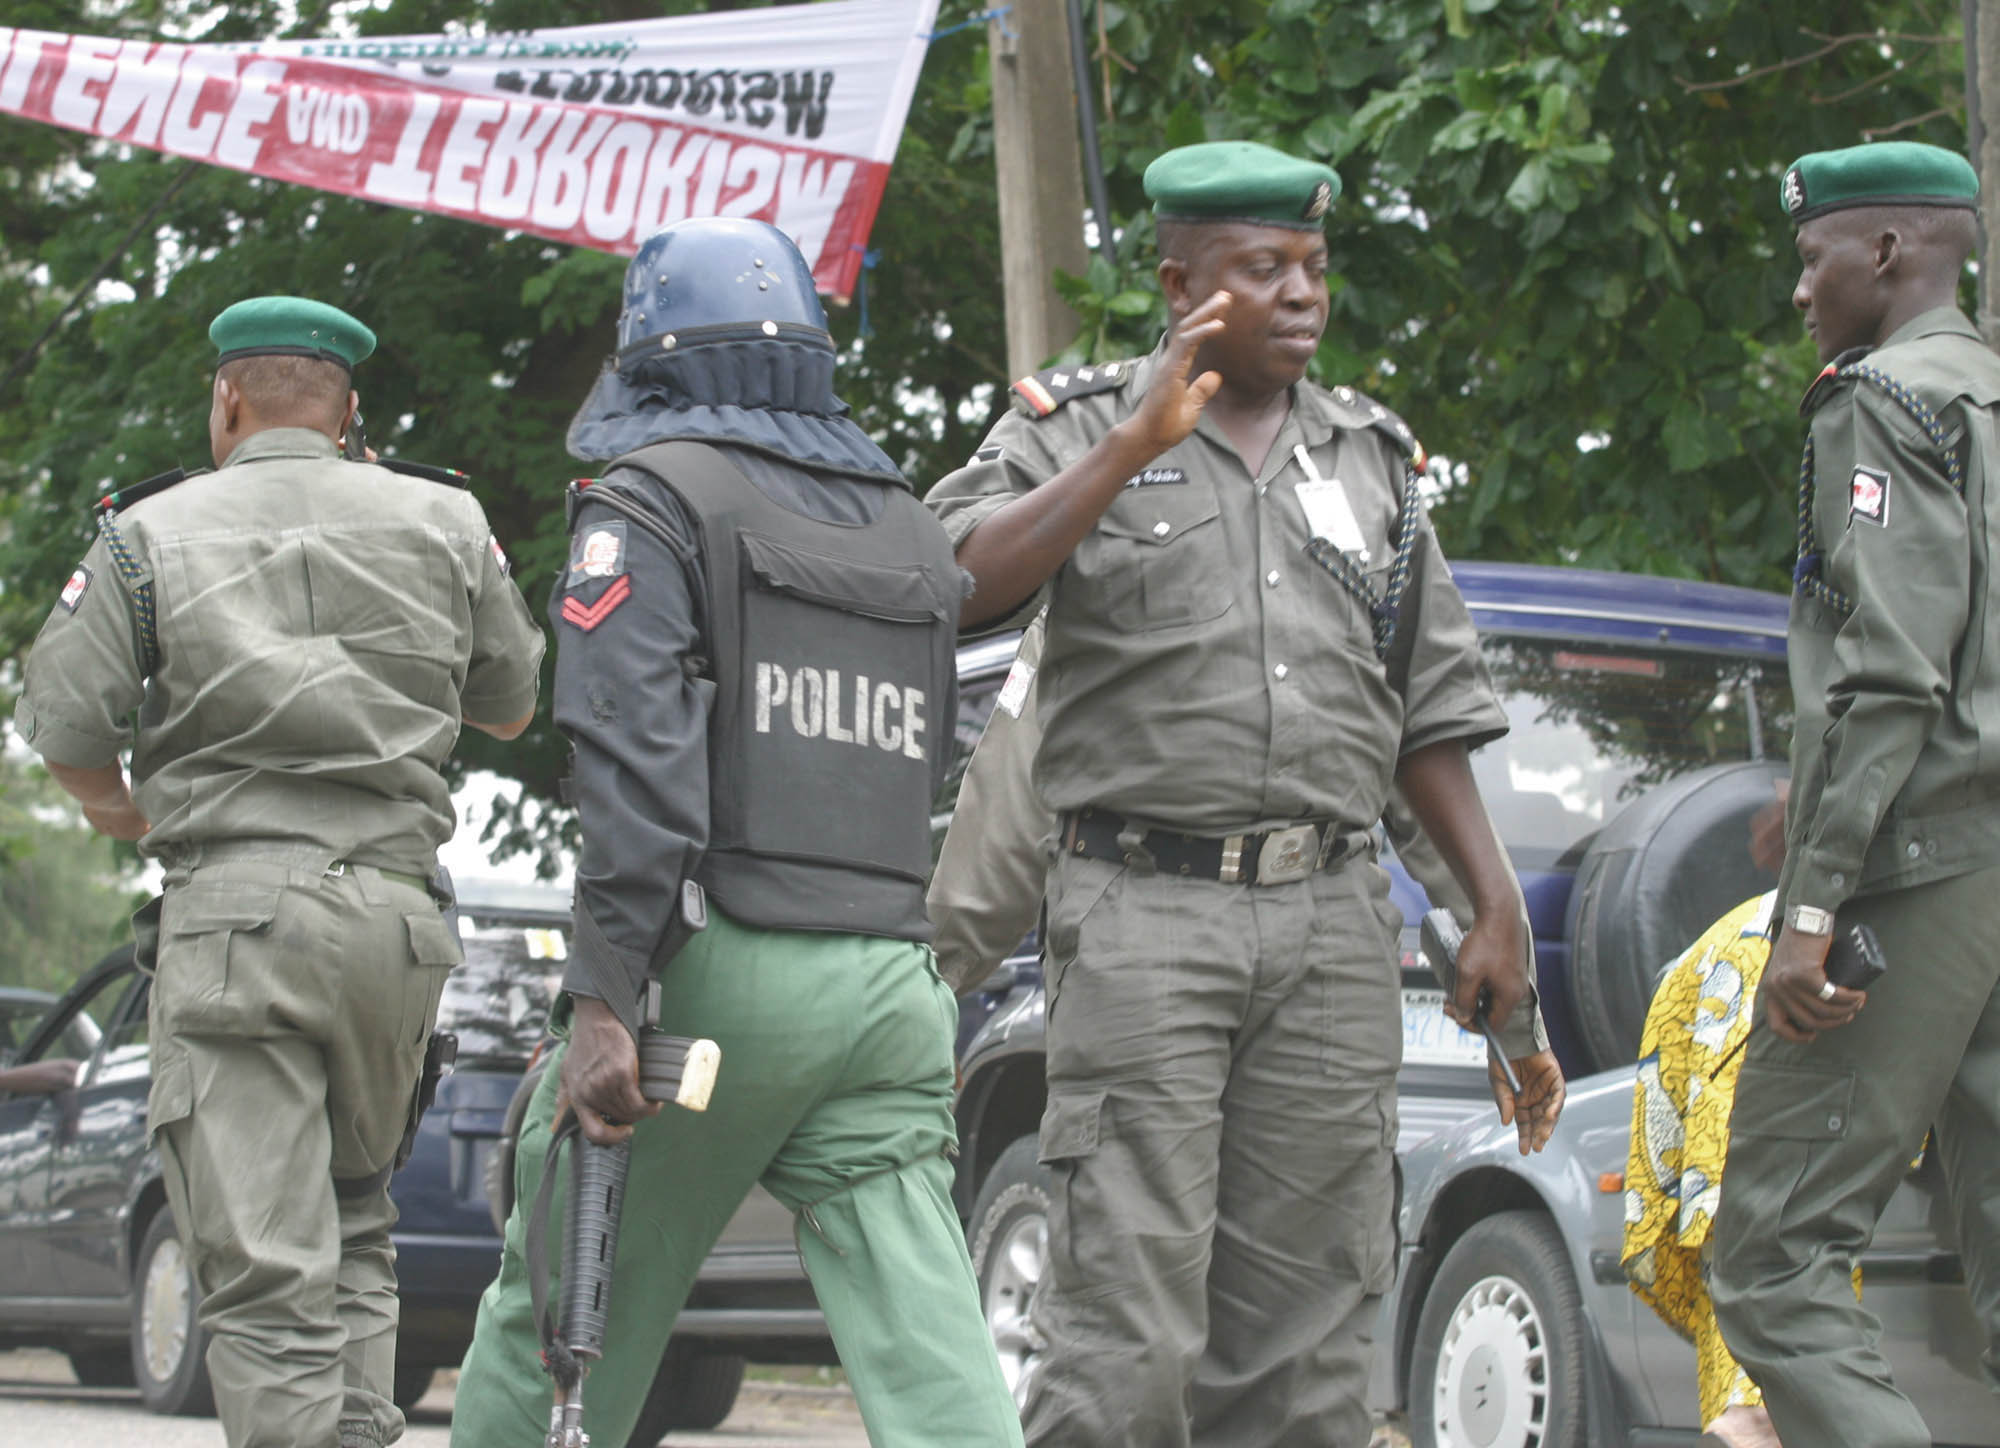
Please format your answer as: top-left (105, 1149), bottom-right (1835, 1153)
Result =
top-left (560, 574), bottom-right (632, 631)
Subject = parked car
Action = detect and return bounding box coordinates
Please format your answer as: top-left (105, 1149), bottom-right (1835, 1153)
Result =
top-left (0, 886), bottom-right (597, 1421)
top-left (1, 983), bottom-right (96, 1064)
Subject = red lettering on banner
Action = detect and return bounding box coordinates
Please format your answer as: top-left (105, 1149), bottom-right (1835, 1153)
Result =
top-left (49, 34), bottom-right (117, 130)
top-left (100, 42), bottom-right (181, 145)
top-left (0, 33), bottom-right (895, 297)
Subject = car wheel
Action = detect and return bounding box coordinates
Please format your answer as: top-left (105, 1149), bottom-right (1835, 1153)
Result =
top-left (131, 1209), bottom-right (215, 1417)
top-left (967, 1135), bottom-right (1052, 1410)
top-left (1409, 1210), bottom-right (1586, 1448)
top-left (66, 1343), bottom-right (136, 1386)
top-left (625, 1344), bottom-right (747, 1443)
top-left (485, 1060), bottom-right (548, 1236)
top-left (392, 1361), bottom-right (436, 1412)
top-left (1564, 760), bottom-right (1784, 1072)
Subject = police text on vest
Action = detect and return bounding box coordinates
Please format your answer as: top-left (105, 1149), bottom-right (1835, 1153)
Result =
top-left (754, 663), bottom-right (927, 759)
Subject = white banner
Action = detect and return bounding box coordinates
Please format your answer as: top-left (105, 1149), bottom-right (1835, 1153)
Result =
top-left (0, 0), bottom-right (940, 301)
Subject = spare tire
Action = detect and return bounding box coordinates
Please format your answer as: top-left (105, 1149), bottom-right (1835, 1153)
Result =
top-left (1564, 760), bottom-right (1785, 1073)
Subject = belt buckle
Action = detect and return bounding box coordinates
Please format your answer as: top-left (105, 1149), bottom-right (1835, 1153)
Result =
top-left (1256, 825), bottom-right (1318, 885)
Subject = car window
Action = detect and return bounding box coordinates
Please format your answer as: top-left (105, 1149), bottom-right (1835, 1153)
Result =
top-left (1473, 637), bottom-right (1793, 870)
top-left (86, 977), bottom-right (153, 1087)
top-left (434, 916), bottom-right (569, 1067)
top-left (8, 968), bottom-right (123, 1071)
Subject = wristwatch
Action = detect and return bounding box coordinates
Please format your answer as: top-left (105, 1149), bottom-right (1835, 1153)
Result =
top-left (1787, 904), bottom-right (1836, 936)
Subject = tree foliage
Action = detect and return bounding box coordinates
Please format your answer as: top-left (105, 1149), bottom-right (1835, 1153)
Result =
top-left (0, 0), bottom-right (1969, 862)
top-left (0, 747), bottom-right (148, 991)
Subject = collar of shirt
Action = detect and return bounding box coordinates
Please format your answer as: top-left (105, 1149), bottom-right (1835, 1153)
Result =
top-left (1878, 305), bottom-right (1984, 350)
top-left (220, 426), bottom-right (341, 470)
top-left (1129, 334), bottom-right (1389, 467)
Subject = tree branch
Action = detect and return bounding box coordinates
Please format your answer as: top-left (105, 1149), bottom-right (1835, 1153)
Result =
top-left (1864, 107), bottom-right (1951, 139)
top-left (1678, 28), bottom-right (1956, 93)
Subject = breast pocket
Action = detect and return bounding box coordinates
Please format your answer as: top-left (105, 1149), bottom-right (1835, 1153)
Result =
top-left (1075, 492), bottom-right (1233, 633)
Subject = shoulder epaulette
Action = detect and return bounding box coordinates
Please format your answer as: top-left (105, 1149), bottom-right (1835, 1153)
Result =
top-left (1328, 385), bottom-right (1428, 471)
top-left (564, 477), bottom-right (602, 530)
top-left (94, 467), bottom-right (200, 517)
top-left (1009, 359), bottom-right (1136, 418)
top-left (1801, 353), bottom-right (1962, 496)
top-left (1799, 345), bottom-right (1872, 416)
top-left (376, 457), bottom-right (471, 488)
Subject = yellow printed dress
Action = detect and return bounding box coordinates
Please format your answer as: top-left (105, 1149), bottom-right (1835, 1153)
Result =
top-left (1621, 892), bottom-right (1775, 1423)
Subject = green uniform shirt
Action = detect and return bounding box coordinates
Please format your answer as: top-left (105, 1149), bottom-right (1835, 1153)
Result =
top-left (14, 428), bottom-right (544, 870)
top-left (1782, 307), bottom-right (2000, 914)
top-left (926, 346), bottom-right (1507, 833)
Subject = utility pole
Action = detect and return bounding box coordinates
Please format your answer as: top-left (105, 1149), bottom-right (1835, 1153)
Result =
top-left (988, 0), bottom-right (1091, 379)
top-left (1970, 0), bottom-right (2000, 346)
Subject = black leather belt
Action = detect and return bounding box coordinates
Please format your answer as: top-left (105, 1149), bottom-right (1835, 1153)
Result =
top-left (1061, 807), bottom-right (1352, 885)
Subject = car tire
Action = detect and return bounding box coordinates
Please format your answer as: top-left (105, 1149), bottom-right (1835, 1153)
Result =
top-left (967, 1135), bottom-right (1053, 1410)
top-left (625, 1344), bottom-right (747, 1443)
top-left (1564, 760), bottom-right (1785, 1072)
top-left (392, 1361), bottom-right (436, 1412)
top-left (131, 1208), bottom-right (215, 1417)
top-left (485, 1059), bottom-right (549, 1236)
top-left (1408, 1210), bottom-right (1587, 1448)
top-left (66, 1343), bottom-right (136, 1386)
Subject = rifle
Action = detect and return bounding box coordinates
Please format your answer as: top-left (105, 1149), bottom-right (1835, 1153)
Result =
top-left (529, 981), bottom-right (720, 1448)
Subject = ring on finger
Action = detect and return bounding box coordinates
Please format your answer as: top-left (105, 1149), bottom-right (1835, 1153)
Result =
top-left (1818, 979), bottom-right (1838, 1002)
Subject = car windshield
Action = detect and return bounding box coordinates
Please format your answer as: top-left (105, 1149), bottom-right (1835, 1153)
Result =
top-left (1472, 636), bottom-right (1793, 870)
top-left (433, 915), bottom-right (568, 1068)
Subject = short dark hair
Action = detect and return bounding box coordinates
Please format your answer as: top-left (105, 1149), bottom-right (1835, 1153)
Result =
top-left (217, 353), bottom-right (349, 431)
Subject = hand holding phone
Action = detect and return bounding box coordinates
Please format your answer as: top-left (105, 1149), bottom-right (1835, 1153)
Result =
top-left (1824, 920), bottom-right (1887, 992)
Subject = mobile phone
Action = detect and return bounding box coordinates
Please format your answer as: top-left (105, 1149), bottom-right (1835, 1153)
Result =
top-left (343, 408), bottom-right (368, 462)
top-left (1824, 921), bottom-right (1886, 992)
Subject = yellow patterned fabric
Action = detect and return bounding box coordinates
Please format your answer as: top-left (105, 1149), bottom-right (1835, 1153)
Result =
top-left (1622, 892), bottom-right (1775, 1422)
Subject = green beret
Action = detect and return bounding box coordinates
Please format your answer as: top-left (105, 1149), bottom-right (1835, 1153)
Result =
top-left (209, 296), bottom-right (376, 372)
top-left (1781, 141), bottom-right (1977, 224)
top-left (1145, 141), bottom-right (1340, 230)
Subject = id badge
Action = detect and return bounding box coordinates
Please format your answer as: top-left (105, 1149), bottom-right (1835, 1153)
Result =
top-left (1293, 444), bottom-right (1370, 559)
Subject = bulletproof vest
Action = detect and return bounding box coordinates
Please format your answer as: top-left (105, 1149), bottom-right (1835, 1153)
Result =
top-left (617, 440), bottom-right (961, 940)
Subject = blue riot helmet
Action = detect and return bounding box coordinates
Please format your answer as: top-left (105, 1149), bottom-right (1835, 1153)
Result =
top-left (618, 217), bottom-right (827, 348)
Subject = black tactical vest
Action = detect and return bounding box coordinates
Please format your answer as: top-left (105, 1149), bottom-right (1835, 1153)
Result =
top-left (617, 440), bottom-right (962, 942)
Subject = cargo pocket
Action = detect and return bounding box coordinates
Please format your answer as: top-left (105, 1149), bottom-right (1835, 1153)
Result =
top-left (1038, 1089), bottom-right (1108, 1293)
top-left (154, 885), bottom-right (282, 1034)
top-left (147, 1046), bottom-right (193, 1140)
top-left (1730, 1061), bottom-right (1855, 1141)
top-left (403, 910), bottom-right (463, 1046)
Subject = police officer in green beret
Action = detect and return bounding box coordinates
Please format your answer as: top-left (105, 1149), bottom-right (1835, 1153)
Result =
top-left (1709, 142), bottom-right (2000, 1448)
top-left (13, 296), bottom-right (545, 1448)
top-left (927, 140), bottom-right (1565, 1446)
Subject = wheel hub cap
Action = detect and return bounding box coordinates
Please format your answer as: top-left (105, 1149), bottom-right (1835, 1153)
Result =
top-left (983, 1212), bottom-right (1048, 1408)
top-left (142, 1237), bottom-right (192, 1383)
top-left (1433, 1274), bottom-right (1549, 1447)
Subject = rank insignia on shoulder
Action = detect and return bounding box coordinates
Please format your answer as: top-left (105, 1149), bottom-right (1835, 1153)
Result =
top-left (1125, 467), bottom-right (1187, 488)
top-left (972, 444), bottom-right (1006, 464)
top-left (560, 574), bottom-right (631, 632)
top-left (377, 458), bottom-right (471, 488)
top-left (1010, 360), bottom-right (1134, 418)
top-left (489, 537), bottom-right (511, 576)
top-left (1850, 465), bottom-right (1891, 526)
top-left (1343, 391), bottom-right (1427, 471)
top-left (59, 565), bottom-right (91, 613)
top-left (95, 467), bottom-right (193, 516)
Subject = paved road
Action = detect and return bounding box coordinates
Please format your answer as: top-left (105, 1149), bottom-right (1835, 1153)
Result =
top-left (1, 1349), bottom-right (1414, 1446)
top-left (0, 1350), bottom-right (868, 1447)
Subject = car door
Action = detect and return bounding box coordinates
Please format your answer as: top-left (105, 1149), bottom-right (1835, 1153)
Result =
top-left (46, 967), bottom-right (154, 1302)
top-left (0, 957), bottom-right (132, 1307)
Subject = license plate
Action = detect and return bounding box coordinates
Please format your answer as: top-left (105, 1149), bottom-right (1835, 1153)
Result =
top-left (1401, 987), bottom-right (1489, 1067)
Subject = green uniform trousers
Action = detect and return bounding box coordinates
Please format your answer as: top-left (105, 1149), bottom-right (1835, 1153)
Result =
top-left (1712, 864), bottom-right (2000, 1447)
top-left (147, 853), bottom-right (459, 1448)
top-left (449, 908), bottom-right (1024, 1448)
top-left (1021, 850), bottom-right (1402, 1448)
